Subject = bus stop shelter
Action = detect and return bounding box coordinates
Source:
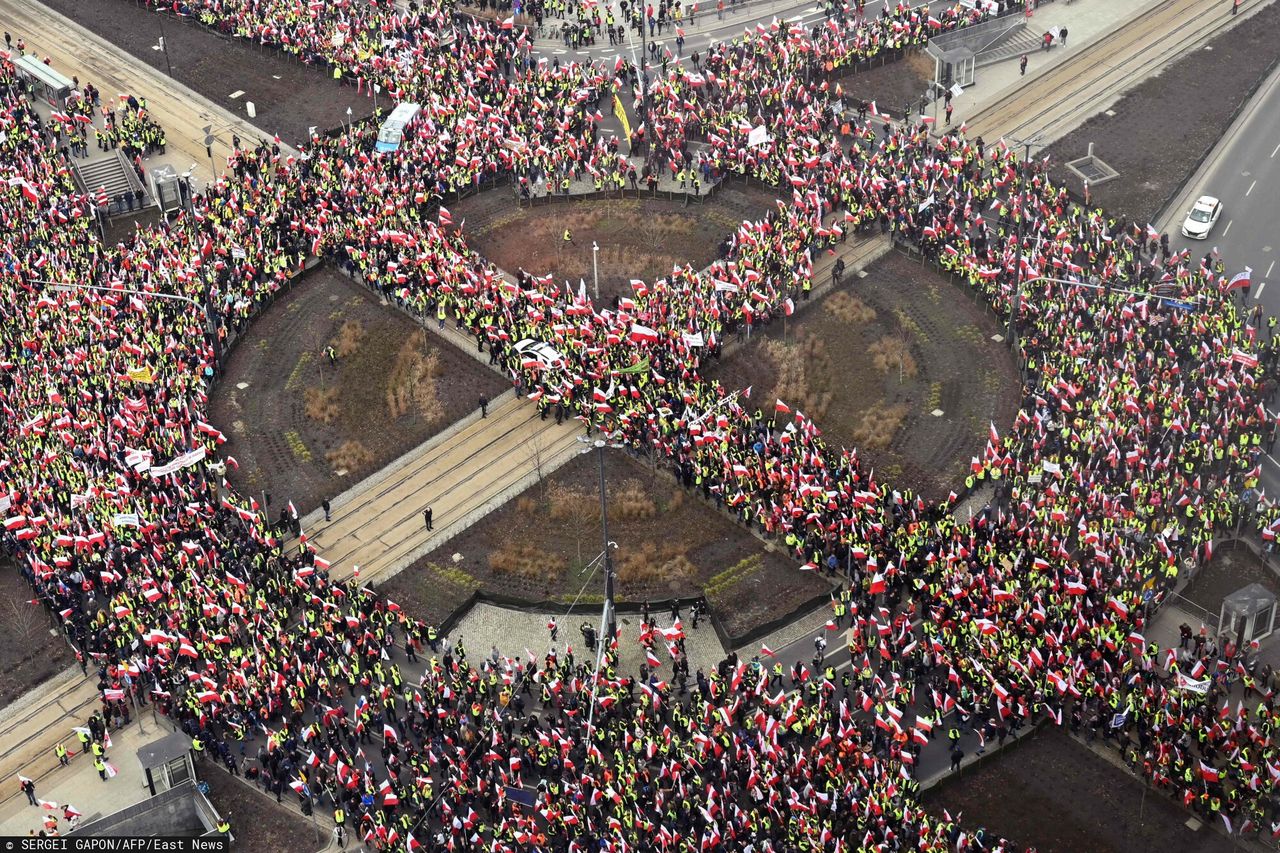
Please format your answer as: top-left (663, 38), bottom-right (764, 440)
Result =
top-left (14, 55), bottom-right (73, 107)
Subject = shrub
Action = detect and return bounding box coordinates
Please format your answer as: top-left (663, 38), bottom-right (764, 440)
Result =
top-left (332, 319), bottom-right (366, 358)
top-left (867, 335), bottom-right (918, 379)
top-left (326, 440), bottom-right (373, 472)
top-left (827, 292), bottom-right (876, 325)
top-left (304, 386), bottom-right (339, 424)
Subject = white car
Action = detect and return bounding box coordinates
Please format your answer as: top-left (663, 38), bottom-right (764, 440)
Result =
top-left (1181, 195), bottom-right (1223, 240)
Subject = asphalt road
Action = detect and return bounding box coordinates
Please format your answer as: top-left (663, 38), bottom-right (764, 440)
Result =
top-left (1158, 63), bottom-right (1280, 492)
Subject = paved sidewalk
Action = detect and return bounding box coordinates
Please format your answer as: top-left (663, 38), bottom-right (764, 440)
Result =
top-left (963, 0), bottom-right (1273, 144)
top-left (0, 667), bottom-right (100, 811)
top-left (0, 713), bottom-right (175, 837)
top-left (0, 0), bottom-right (289, 190)
top-left (451, 602), bottom-right (729, 681)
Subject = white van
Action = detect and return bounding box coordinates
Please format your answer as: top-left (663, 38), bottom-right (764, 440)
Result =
top-left (374, 102), bottom-right (422, 154)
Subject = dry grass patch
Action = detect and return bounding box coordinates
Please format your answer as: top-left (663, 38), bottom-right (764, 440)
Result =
top-left (332, 319), bottom-right (366, 357)
top-left (546, 482), bottom-right (598, 522)
top-left (827, 292), bottom-right (876, 325)
top-left (490, 542), bottom-right (567, 579)
top-left (766, 335), bottom-right (834, 422)
top-left (304, 386), bottom-right (340, 424)
top-left (386, 331), bottom-right (447, 423)
top-left (326, 439), bottom-right (374, 471)
top-left (616, 541), bottom-right (696, 585)
top-left (612, 480), bottom-right (657, 521)
top-left (545, 479), bottom-right (657, 523)
top-left (851, 402), bottom-right (910, 449)
top-left (868, 335), bottom-right (918, 379)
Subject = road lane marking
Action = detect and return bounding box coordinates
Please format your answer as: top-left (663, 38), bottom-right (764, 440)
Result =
top-left (1224, 220), bottom-right (1233, 236)
top-left (1273, 142), bottom-right (1280, 158)
top-left (1256, 280), bottom-right (1268, 299)
top-left (1247, 180), bottom-right (1257, 196)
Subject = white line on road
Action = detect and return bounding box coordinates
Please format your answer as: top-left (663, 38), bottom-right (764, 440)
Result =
top-left (1224, 220), bottom-right (1233, 236)
top-left (1256, 280), bottom-right (1268, 299)
top-left (1269, 261), bottom-right (1276, 278)
top-left (1247, 180), bottom-right (1258, 196)
top-left (1273, 142), bottom-right (1280, 158)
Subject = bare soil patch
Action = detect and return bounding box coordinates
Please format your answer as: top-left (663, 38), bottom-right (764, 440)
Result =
top-left (836, 50), bottom-right (935, 118)
top-left (1181, 544), bottom-right (1279, 616)
top-left (380, 450), bottom-right (831, 638)
top-left (200, 764), bottom-right (325, 853)
top-left (712, 251), bottom-right (1021, 500)
top-left (0, 559), bottom-right (78, 709)
top-left (35, 0), bottom-right (375, 145)
top-left (453, 181), bottom-right (781, 303)
top-left (925, 728), bottom-right (1234, 853)
top-left (1042, 11), bottom-right (1280, 224)
top-left (209, 264), bottom-right (507, 516)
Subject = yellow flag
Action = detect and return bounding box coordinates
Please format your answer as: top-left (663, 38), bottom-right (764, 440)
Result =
top-left (613, 94), bottom-right (633, 144)
top-left (126, 365), bottom-right (154, 384)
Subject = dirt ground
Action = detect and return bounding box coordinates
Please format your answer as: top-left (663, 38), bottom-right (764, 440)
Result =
top-left (453, 181), bottom-right (782, 303)
top-left (1042, 11), bottom-right (1280, 224)
top-left (712, 251), bottom-right (1022, 500)
top-left (380, 449), bottom-right (832, 638)
top-left (0, 559), bottom-right (78, 708)
top-left (836, 50), bottom-right (935, 119)
top-left (1181, 544), bottom-right (1278, 615)
top-left (201, 764), bottom-right (326, 853)
top-left (102, 208), bottom-right (164, 248)
top-left (926, 728), bottom-right (1235, 853)
top-left (209, 264), bottom-right (507, 516)
top-left (35, 0), bottom-right (375, 145)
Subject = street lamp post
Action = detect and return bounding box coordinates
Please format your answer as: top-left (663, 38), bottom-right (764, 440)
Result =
top-left (156, 16), bottom-right (174, 79)
top-left (592, 241), bottom-right (600, 302)
top-left (1006, 136), bottom-right (1042, 345)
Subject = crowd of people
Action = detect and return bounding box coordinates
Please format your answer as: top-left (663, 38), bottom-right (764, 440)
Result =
top-left (3, 0), bottom-right (1280, 849)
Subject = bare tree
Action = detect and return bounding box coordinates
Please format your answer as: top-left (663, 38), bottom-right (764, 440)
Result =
top-left (528, 430), bottom-right (549, 503)
top-left (6, 594), bottom-right (43, 644)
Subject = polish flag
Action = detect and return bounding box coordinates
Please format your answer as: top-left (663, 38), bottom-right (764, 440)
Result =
top-left (775, 399), bottom-right (791, 414)
top-left (629, 324), bottom-right (660, 343)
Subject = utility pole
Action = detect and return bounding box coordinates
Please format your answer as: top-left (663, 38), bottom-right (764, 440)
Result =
top-left (157, 15), bottom-right (174, 79)
top-left (595, 440), bottom-right (617, 644)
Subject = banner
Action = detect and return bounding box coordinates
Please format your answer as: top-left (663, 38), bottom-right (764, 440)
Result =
top-left (112, 513), bottom-right (140, 529)
top-left (1175, 673), bottom-right (1211, 694)
top-left (126, 365), bottom-right (154, 383)
top-left (149, 445), bottom-right (207, 478)
top-left (614, 358), bottom-right (651, 375)
top-left (747, 124), bottom-right (771, 148)
top-left (682, 331), bottom-right (705, 348)
top-left (612, 94), bottom-right (633, 143)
